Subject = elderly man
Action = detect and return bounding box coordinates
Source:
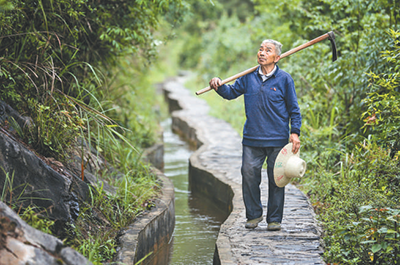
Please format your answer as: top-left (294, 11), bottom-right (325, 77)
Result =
top-left (209, 39), bottom-right (302, 231)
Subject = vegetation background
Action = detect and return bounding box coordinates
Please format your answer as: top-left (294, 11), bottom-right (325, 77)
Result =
top-left (0, 0), bottom-right (187, 263)
top-left (0, 0), bottom-right (399, 264)
top-left (175, 0), bottom-right (400, 264)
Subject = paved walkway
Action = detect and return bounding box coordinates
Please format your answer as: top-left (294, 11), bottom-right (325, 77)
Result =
top-left (163, 74), bottom-right (325, 265)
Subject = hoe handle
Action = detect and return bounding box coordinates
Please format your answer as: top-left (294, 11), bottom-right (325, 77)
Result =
top-left (196, 31), bottom-right (336, 96)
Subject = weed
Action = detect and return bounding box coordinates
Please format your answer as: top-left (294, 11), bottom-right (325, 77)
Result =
top-left (19, 206), bottom-right (55, 235)
top-left (1, 169), bottom-right (29, 208)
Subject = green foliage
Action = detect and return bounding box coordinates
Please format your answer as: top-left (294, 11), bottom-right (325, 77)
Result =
top-left (303, 139), bottom-right (400, 264)
top-left (101, 57), bottom-right (163, 149)
top-left (298, 28), bottom-right (400, 264)
top-left (274, 0), bottom-right (398, 140)
top-left (57, 40), bottom-right (174, 263)
top-left (78, 234), bottom-right (116, 265)
top-left (169, 0), bottom-right (400, 264)
top-left (1, 169), bottom-right (31, 208)
top-left (177, 0), bottom-right (256, 74)
top-left (59, 53), bottom-right (170, 262)
top-left (20, 206), bottom-right (55, 235)
top-left (0, 0), bottom-right (187, 263)
top-left (0, 0), bottom-right (13, 11)
top-left (0, 0), bottom-right (187, 160)
top-left (63, 169), bottom-right (159, 263)
top-left (65, 204), bottom-right (118, 265)
top-left (336, 206), bottom-right (400, 264)
top-left (98, 172), bottom-right (159, 227)
top-left (2, 170), bottom-right (55, 239)
top-left (26, 102), bottom-right (84, 159)
top-left (199, 13), bottom-right (255, 78)
top-left (362, 29), bottom-right (400, 154)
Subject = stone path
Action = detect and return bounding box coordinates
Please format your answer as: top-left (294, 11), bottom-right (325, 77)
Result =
top-left (227, 182), bottom-right (324, 265)
top-left (163, 74), bottom-right (325, 265)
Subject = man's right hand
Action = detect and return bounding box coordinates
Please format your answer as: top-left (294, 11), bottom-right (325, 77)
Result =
top-left (209, 77), bottom-right (222, 91)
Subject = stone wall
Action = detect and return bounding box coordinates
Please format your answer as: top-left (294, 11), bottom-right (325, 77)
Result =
top-left (162, 77), bottom-right (241, 264)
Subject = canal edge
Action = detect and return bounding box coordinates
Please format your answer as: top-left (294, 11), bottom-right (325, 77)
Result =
top-left (162, 76), bottom-right (242, 264)
top-left (114, 151), bottom-right (175, 264)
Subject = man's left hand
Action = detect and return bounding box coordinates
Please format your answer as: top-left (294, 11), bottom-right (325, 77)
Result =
top-left (289, 133), bottom-right (300, 154)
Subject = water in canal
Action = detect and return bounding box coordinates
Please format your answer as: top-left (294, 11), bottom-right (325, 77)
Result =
top-left (160, 118), bottom-right (226, 265)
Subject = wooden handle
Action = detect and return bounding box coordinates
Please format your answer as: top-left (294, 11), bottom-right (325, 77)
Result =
top-left (195, 85), bottom-right (213, 95)
top-left (195, 65), bottom-right (259, 95)
top-left (280, 33), bottom-right (329, 59)
top-left (195, 32), bottom-right (331, 96)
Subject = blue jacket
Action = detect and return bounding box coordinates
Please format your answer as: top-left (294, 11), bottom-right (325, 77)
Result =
top-left (216, 65), bottom-right (302, 147)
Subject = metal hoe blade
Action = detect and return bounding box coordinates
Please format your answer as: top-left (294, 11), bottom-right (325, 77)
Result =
top-left (328, 31), bottom-right (337, 62)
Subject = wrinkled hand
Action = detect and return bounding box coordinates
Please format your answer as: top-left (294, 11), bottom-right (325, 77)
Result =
top-left (209, 77), bottom-right (222, 91)
top-left (290, 133), bottom-right (300, 154)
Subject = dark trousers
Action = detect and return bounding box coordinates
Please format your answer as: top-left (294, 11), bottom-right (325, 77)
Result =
top-left (241, 145), bottom-right (285, 223)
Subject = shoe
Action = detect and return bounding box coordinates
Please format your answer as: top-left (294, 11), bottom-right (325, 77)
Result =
top-left (267, 222), bottom-right (281, 231)
top-left (245, 216), bottom-right (263, 229)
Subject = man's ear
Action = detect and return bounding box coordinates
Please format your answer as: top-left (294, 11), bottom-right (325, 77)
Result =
top-left (274, 55), bottom-right (281, 64)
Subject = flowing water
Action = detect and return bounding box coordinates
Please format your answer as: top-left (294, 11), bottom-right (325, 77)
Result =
top-left (159, 118), bottom-right (226, 265)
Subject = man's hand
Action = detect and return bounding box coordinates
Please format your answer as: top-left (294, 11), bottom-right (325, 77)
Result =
top-left (209, 77), bottom-right (222, 91)
top-left (289, 133), bottom-right (300, 154)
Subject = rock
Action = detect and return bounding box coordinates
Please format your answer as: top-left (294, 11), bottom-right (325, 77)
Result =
top-left (67, 144), bottom-right (119, 196)
top-left (0, 201), bottom-right (92, 265)
top-left (0, 100), bottom-right (33, 130)
top-left (0, 130), bottom-right (87, 223)
top-left (0, 101), bottom-right (91, 222)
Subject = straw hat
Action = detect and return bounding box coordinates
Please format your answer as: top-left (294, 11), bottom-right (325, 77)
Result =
top-left (274, 143), bottom-right (306, 187)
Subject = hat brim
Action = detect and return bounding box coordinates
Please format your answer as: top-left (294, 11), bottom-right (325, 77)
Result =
top-left (274, 143), bottom-right (300, 187)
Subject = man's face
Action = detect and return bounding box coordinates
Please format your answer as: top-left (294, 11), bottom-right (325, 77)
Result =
top-left (257, 42), bottom-right (280, 67)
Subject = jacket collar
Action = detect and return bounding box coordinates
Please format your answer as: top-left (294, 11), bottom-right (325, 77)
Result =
top-left (256, 64), bottom-right (280, 79)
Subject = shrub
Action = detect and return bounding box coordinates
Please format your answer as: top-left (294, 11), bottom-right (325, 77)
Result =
top-left (362, 29), bottom-right (400, 155)
top-left (305, 139), bottom-right (400, 264)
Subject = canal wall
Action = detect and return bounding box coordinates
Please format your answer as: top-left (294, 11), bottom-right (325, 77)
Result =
top-left (114, 143), bottom-right (175, 265)
top-left (162, 76), bottom-right (244, 264)
top-left (162, 75), bottom-right (325, 265)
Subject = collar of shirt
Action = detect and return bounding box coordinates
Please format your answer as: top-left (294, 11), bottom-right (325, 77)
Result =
top-left (259, 65), bottom-right (277, 82)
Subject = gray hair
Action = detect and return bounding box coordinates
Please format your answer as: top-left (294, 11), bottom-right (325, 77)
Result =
top-left (261, 39), bottom-right (283, 56)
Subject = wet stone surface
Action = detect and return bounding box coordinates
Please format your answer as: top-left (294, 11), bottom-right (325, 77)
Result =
top-left (163, 75), bottom-right (325, 265)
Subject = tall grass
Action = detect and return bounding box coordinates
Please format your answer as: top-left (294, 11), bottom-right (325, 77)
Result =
top-left (1, 169), bottom-right (30, 208)
top-left (59, 42), bottom-right (179, 262)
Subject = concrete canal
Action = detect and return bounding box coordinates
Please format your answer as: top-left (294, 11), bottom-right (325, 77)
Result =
top-left (160, 118), bottom-right (226, 264)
